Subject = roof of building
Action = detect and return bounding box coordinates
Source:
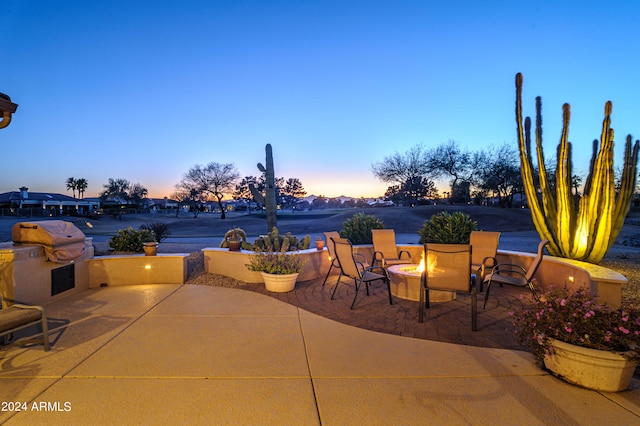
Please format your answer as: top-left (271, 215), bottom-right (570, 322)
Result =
top-left (0, 190), bottom-right (80, 204)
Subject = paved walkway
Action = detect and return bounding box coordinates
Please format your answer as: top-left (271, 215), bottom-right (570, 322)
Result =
top-left (1, 284), bottom-right (639, 424)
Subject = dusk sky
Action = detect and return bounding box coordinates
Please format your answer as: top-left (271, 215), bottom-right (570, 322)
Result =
top-left (1, 1), bottom-right (639, 199)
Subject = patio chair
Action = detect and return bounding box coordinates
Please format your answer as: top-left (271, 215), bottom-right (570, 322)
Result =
top-left (0, 301), bottom-right (50, 351)
top-left (322, 231), bottom-right (369, 286)
top-left (482, 239), bottom-right (550, 309)
top-left (469, 231), bottom-right (501, 291)
top-left (331, 237), bottom-right (393, 309)
top-left (322, 231), bottom-right (341, 286)
top-left (372, 229), bottom-right (412, 268)
top-left (419, 244), bottom-right (477, 331)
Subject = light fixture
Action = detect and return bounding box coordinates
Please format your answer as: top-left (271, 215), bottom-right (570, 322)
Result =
top-left (0, 92), bottom-right (18, 129)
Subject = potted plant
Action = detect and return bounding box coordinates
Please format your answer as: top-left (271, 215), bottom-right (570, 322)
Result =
top-left (220, 227), bottom-right (247, 251)
top-left (315, 236), bottom-right (325, 250)
top-left (511, 285), bottom-right (640, 392)
top-left (108, 227), bottom-right (156, 254)
top-left (246, 249), bottom-right (307, 292)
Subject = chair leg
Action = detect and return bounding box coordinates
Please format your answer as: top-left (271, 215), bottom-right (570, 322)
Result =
top-left (350, 278), bottom-right (362, 309)
top-left (471, 277), bottom-right (477, 331)
top-left (322, 263), bottom-right (334, 286)
top-left (41, 310), bottom-right (50, 351)
top-left (418, 279), bottom-right (425, 323)
top-left (330, 274), bottom-right (343, 300)
top-left (528, 280), bottom-right (540, 302)
top-left (385, 277), bottom-right (393, 305)
top-left (483, 278), bottom-right (493, 309)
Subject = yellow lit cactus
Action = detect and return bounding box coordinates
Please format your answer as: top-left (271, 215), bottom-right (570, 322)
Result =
top-left (515, 73), bottom-right (639, 263)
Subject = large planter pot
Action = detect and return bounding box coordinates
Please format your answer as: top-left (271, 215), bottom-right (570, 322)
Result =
top-left (261, 272), bottom-right (299, 293)
top-left (543, 338), bottom-right (636, 392)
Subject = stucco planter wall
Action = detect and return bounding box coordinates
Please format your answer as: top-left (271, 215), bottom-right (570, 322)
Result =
top-left (203, 247), bottom-right (332, 283)
top-left (87, 253), bottom-right (189, 287)
top-left (496, 250), bottom-right (626, 309)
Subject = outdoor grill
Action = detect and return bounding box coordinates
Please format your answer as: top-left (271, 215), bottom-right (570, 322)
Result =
top-left (12, 220), bottom-right (86, 263)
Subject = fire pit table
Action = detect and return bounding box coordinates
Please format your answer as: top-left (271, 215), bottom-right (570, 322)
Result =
top-left (387, 264), bottom-right (456, 302)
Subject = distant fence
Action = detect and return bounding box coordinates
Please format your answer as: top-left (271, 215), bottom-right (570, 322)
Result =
top-left (0, 207), bottom-right (180, 218)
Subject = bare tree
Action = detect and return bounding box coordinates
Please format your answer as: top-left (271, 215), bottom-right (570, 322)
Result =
top-left (474, 144), bottom-right (523, 207)
top-left (176, 162), bottom-right (240, 219)
top-left (372, 144), bottom-right (436, 204)
top-left (428, 140), bottom-right (475, 203)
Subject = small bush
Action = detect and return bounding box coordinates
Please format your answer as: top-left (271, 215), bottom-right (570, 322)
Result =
top-left (246, 251), bottom-right (307, 274)
top-left (340, 212), bottom-right (384, 244)
top-left (418, 211), bottom-right (477, 244)
top-left (140, 222), bottom-right (171, 242)
top-left (108, 227), bottom-right (155, 253)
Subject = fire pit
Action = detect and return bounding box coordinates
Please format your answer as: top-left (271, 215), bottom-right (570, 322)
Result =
top-left (386, 256), bottom-right (456, 302)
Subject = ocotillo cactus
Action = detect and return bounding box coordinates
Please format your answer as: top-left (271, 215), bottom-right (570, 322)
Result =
top-left (249, 144), bottom-right (277, 232)
top-left (516, 73), bottom-right (639, 263)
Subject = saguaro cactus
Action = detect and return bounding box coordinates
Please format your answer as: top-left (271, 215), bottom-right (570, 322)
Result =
top-left (250, 144), bottom-right (277, 232)
top-left (516, 73), bottom-right (639, 263)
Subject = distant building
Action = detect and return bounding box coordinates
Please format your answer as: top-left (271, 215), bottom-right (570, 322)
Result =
top-left (0, 187), bottom-right (100, 216)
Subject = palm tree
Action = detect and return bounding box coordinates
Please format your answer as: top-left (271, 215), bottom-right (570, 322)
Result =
top-left (66, 177), bottom-right (77, 198)
top-left (75, 178), bottom-right (88, 199)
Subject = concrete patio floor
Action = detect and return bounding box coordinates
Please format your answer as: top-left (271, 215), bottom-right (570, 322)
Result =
top-left (1, 283), bottom-right (639, 425)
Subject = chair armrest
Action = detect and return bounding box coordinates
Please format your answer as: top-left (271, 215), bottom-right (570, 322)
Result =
top-left (11, 304), bottom-right (45, 314)
top-left (481, 256), bottom-right (497, 268)
top-left (491, 263), bottom-right (527, 275)
top-left (372, 251), bottom-right (384, 266)
top-left (365, 265), bottom-right (388, 277)
top-left (399, 250), bottom-right (411, 260)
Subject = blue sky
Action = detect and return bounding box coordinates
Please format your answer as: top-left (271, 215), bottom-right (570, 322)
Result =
top-left (1, 1), bottom-right (638, 199)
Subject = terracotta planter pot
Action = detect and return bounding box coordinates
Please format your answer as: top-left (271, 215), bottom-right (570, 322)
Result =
top-left (543, 338), bottom-right (636, 392)
top-left (227, 240), bottom-right (242, 251)
top-left (261, 272), bottom-right (299, 293)
top-left (143, 242), bottom-right (158, 256)
top-left (315, 240), bottom-right (325, 250)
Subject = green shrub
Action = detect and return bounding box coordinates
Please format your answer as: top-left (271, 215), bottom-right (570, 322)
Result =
top-left (140, 222), bottom-right (171, 242)
top-left (246, 251), bottom-right (307, 274)
top-left (340, 212), bottom-right (384, 244)
top-left (418, 211), bottom-right (477, 244)
top-left (108, 227), bottom-right (156, 253)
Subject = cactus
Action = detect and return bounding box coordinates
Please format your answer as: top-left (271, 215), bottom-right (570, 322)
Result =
top-left (249, 227), bottom-right (311, 252)
top-left (299, 235), bottom-right (311, 250)
top-left (250, 144), bottom-right (277, 232)
top-left (515, 73), bottom-right (639, 263)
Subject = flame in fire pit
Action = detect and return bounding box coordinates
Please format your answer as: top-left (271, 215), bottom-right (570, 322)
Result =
top-left (400, 252), bottom-right (436, 274)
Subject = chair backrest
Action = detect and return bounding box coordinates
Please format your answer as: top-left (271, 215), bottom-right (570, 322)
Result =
top-left (323, 231), bottom-right (340, 259)
top-left (525, 239), bottom-right (549, 281)
top-left (332, 237), bottom-right (362, 279)
top-left (422, 243), bottom-right (472, 292)
top-left (469, 231), bottom-right (500, 266)
top-left (371, 229), bottom-right (398, 258)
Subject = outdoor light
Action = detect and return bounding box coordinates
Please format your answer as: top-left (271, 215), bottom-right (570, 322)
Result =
top-left (0, 92), bottom-right (18, 129)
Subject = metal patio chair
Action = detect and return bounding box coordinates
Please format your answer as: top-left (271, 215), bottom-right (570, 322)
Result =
top-left (483, 239), bottom-right (550, 309)
top-left (331, 237), bottom-right (393, 309)
top-left (372, 229), bottom-right (412, 268)
top-left (419, 243), bottom-right (477, 331)
top-left (469, 231), bottom-right (501, 291)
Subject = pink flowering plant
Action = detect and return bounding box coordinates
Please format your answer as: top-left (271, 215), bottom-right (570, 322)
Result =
top-left (511, 285), bottom-right (640, 363)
